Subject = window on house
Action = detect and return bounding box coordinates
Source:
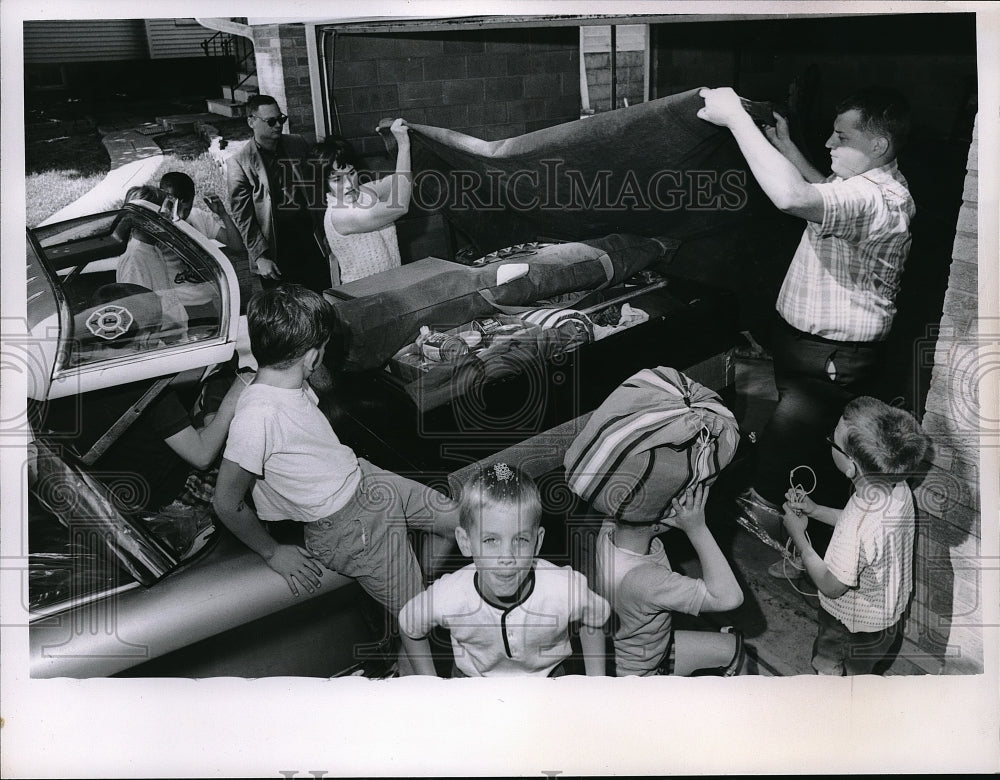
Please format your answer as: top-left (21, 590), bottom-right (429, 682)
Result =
top-left (25, 64), bottom-right (67, 91)
top-left (579, 24), bottom-right (650, 115)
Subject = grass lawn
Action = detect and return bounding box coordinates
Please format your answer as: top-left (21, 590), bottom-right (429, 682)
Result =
top-left (26, 128), bottom-right (228, 228)
top-left (25, 131), bottom-right (111, 228)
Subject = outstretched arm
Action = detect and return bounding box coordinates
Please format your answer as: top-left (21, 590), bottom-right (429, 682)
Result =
top-left (328, 119), bottom-right (411, 235)
top-left (698, 87), bottom-right (824, 222)
top-left (163, 376), bottom-right (247, 470)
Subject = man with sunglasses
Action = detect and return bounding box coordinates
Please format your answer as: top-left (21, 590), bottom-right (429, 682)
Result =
top-left (226, 95), bottom-right (331, 294)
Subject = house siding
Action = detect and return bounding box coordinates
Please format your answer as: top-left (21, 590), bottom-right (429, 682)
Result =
top-left (144, 19), bottom-right (214, 59)
top-left (23, 19), bottom-right (213, 63)
top-left (23, 19), bottom-right (148, 63)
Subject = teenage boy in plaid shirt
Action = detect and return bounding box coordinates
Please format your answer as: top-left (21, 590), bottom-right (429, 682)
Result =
top-left (696, 85), bottom-right (915, 578)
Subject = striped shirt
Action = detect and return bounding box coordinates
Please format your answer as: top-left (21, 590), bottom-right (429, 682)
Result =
top-left (821, 481), bottom-right (915, 632)
top-left (777, 161), bottom-right (915, 342)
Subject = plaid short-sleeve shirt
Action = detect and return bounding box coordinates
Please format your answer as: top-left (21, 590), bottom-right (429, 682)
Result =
top-left (777, 161), bottom-right (915, 342)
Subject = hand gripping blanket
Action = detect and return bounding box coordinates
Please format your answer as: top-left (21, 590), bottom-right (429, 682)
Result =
top-left (564, 366), bottom-right (740, 523)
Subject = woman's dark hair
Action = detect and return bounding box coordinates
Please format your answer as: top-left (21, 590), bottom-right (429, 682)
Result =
top-left (314, 135), bottom-right (363, 176)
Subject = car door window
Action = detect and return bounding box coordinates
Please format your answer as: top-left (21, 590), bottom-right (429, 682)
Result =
top-left (57, 215), bottom-right (225, 368)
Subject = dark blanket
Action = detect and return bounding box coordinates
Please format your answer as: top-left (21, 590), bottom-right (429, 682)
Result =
top-left (397, 89), bottom-right (778, 259)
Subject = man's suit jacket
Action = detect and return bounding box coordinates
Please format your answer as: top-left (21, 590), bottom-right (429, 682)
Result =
top-left (225, 134), bottom-right (326, 267)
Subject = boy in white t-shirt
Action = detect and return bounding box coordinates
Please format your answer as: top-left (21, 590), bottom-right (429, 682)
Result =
top-left (159, 171), bottom-right (244, 252)
top-left (213, 284), bottom-right (460, 675)
top-left (399, 464), bottom-right (610, 677)
top-left (781, 396), bottom-right (930, 675)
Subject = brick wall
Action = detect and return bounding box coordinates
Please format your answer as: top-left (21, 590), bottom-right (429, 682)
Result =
top-left (912, 114), bottom-right (982, 674)
top-left (584, 50), bottom-right (645, 113)
top-left (329, 29), bottom-right (581, 157)
top-left (251, 23), bottom-right (317, 140)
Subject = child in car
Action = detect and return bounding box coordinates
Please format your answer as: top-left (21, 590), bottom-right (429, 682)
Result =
top-left (399, 463), bottom-right (610, 677)
top-left (781, 396), bottom-right (930, 675)
top-left (213, 283), bottom-right (460, 675)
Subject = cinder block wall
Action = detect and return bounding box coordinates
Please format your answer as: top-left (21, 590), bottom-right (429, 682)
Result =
top-left (328, 29), bottom-right (581, 157)
top-left (251, 23), bottom-right (316, 139)
top-left (913, 115), bottom-right (982, 674)
top-left (584, 50), bottom-right (645, 112)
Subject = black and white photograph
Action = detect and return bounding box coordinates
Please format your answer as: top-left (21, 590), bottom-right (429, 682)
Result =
top-left (2, 1), bottom-right (998, 776)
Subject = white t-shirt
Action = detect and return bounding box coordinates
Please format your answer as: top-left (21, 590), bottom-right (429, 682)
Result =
top-left (185, 206), bottom-right (223, 242)
top-left (821, 481), bottom-right (915, 632)
top-left (223, 382), bottom-right (361, 522)
top-left (399, 560), bottom-right (610, 677)
top-left (594, 521), bottom-right (708, 676)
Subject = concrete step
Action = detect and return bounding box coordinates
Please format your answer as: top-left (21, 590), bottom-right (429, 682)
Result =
top-left (155, 112), bottom-right (224, 132)
top-left (236, 72), bottom-right (258, 90)
top-left (222, 85), bottom-right (258, 103)
top-left (206, 98), bottom-right (247, 118)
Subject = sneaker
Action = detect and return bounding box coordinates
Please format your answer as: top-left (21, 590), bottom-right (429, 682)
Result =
top-left (767, 554), bottom-right (805, 580)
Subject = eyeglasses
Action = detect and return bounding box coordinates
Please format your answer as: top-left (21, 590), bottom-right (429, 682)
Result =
top-left (254, 113), bottom-right (288, 128)
top-left (826, 435), bottom-right (850, 459)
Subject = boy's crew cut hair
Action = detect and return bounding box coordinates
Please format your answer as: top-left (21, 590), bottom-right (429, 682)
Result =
top-left (835, 86), bottom-right (912, 152)
top-left (841, 396), bottom-right (930, 480)
top-left (159, 171), bottom-right (196, 202)
top-left (459, 463), bottom-right (542, 531)
top-left (246, 284), bottom-right (333, 369)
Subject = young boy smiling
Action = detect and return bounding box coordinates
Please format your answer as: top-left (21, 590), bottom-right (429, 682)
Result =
top-left (399, 463), bottom-right (610, 677)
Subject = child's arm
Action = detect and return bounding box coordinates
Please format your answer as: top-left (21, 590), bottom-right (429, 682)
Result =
top-left (579, 624), bottom-right (607, 676)
top-left (667, 485), bottom-right (744, 611)
top-left (783, 490), bottom-right (842, 527)
top-left (163, 376), bottom-right (247, 470)
top-left (782, 508), bottom-right (850, 598)
top-left (398, 588), bottom-right (442, 676)
top-left (213, 457), bottom-right (325, 595)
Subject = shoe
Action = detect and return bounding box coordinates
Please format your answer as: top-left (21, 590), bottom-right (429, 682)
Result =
top-left (767, 553), bottom-right (805, 580)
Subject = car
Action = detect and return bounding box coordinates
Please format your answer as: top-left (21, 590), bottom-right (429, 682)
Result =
top-left (23, 177), bottom-right (743, 679)
top-left (25, 198), bottom-right (391, 679)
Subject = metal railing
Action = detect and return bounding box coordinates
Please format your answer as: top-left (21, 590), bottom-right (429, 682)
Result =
top-left (200, 28), bottom-right (256, 96)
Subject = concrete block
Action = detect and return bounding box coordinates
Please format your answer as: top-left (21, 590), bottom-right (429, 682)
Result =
top-left (442, 78), bottom-right (485, 106)
top-left (378, 57), bottom-right (424, 85)
top-left (955, 205), bottom-right (978, 235)
top-left (947, 259), bottom-right (979, 295)
top-left (523, 73), bottom-right (561, 98)
top-left (399, 81), bottom-right (443, 107)
top-left (952, 232), bottom-right (978, 263)
top-left (466, 54), bottom-right (502, 78)
top-left (484, 76), bottom-right (523, 102)
top-left (962, 170), bottom-right (979, 202)
top-left (443, 37), bottom-right (485, 55)
top-left (340, 59), bottom-right (378, 88)
top-left (424, 55), bottom-right (467, 81)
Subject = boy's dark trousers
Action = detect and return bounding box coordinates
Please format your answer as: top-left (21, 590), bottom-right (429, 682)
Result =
top-left (812, 604), bottom-right (903, 675)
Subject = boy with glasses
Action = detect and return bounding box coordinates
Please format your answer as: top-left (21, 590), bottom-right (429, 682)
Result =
top-left (226, 95), bottom-right (332, 293)
top-left (780, 396), bottom-right (929, 675)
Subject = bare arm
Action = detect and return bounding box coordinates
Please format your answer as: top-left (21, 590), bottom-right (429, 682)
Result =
top-left (783, 509), bottom-right (850, 598)
top-left (667, 485), bottom-right (744, 612)
top-left (765, 112), bottom-right (827, 183)
top-left (579, 624), bottom-right (607, 676)
top-left (163, 376), bottom-right (246, 470)
top-left (328, 119), bottom-right (411, 235)
top-left (213, 457), bottom-right (325, 595)
top-left (698, 87), bottom-right (824, 222)
top-left (204, 194), bottom-right (247, 254)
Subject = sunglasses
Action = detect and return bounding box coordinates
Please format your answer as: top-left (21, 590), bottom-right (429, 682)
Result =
top-left (826, 435), bottom-right (851, 459)
top-left (254, 113), bottom-right (288, 128)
